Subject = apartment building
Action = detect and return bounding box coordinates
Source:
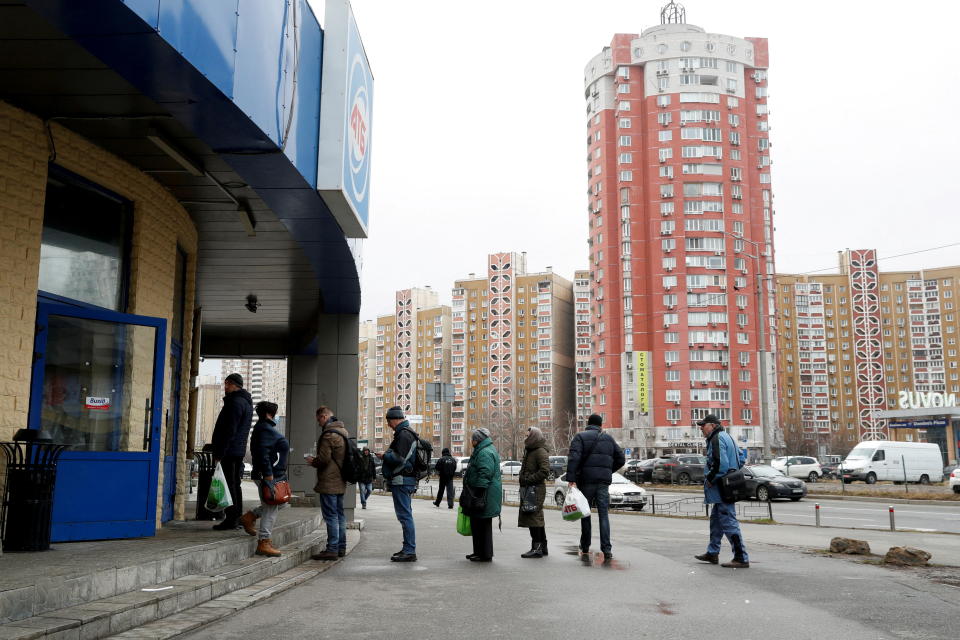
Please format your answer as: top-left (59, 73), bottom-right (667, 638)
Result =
top-left (585, 2), bottom-right (778, 458)
top-left (450, 253), bottom-right (575, 459)
top-left (219, 359), bottom-right (287, 416)
top-left (574, 270), bottom-right (594, 429)
top-left (777, 249), bottom-right (960, 464)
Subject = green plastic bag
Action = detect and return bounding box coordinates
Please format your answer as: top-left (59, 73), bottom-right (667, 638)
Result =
top-left (205, 462), bottom-right (234, 513)
top-left (456, 507), bottom-right (472, 536)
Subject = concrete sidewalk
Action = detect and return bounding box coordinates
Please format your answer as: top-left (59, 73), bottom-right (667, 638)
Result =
top-left (179, 492), bottom-right (960, 640)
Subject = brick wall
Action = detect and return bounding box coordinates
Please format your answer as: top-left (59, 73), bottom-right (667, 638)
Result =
top-left (0, 100), bottom-right (199, 524)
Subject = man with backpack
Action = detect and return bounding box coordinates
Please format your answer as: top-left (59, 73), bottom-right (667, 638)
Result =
top-left (566, 414), bottom-right (625, 561)
top-left (307, 412), bottom-right (350, 560)
top-left (433, 447), bottom-right (457, 509)
top-left (695, 414), bottom-right (749, 568)
top-left (382, 406), bottom-right (420, 562)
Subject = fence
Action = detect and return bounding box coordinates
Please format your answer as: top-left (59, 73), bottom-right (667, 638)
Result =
top-left (647, 494), bottom-right (773, 521)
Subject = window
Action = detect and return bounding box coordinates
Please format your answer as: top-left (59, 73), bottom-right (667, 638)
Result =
top-left (681, 127), bottom-right (723, 142)
top-left (617, 83), bottom-right (630, 94)
top-left (618, 118), bottom-right (631, 128)
top-left (657, 94), bottom-right (672, 107)
top-left (726, 78), bottom-right (738, 93)
top-left (682, 163), bottom-right (723, 176)
top-left (618, 101), bottom-right (631, 111)
top-left (620, 170), bottom-right (633, 181)
top-left (683, 182), bottom-right (723, 197)
top-left (659, 166), bottom-right (674, 178)
top-left (660, 184), bottom-right (674, 198)
top-left (619, 135), bottom-right (632, 146)
top-left (679, 92), bottom-right (720, 104)
top-left (658, 76), bottom-right (669, 90)
top-left (659, 130), bottom-right (673, 142)
top-left (658, 112), bottom-right (672, 126)
top-left (40, 167), bottom-right (131, 310)
top-left (663, 294), bottom-right (677, 308)
top-left (619, 152), bottom-right (633, 163)
top-left (659, 147), bottom-right (673, 162)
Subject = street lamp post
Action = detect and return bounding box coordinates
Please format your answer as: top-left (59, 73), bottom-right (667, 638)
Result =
top-left (721, 231), bottom-right (773, 459)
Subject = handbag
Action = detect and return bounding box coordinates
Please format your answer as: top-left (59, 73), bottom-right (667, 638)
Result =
top-left (459, 483), bottom-right (487, 516)
top-left (456, 507), bottom-right (472, 536)
top-left (260, 479), bottom-right (292, 506)
top-left (519, 485), bottom-right (539, 513)
top-left (719, 469), bottom-right (747, 504)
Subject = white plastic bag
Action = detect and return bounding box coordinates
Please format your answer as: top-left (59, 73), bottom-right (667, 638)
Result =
top-left (205, 462), bottom-right (234, 513)
top-left (561, 487), bottom-right (591, 521)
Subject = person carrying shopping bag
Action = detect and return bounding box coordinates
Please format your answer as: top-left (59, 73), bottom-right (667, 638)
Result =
top-left (518, 426), bottom-right (550, 559)
top-left (238, 401), bottom-right (289, 557)
top-left (461, 428), bottom-right (502, 562)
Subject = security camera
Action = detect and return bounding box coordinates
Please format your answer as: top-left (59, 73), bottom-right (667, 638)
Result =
top-left (245, 294), bottom-right (259, 313)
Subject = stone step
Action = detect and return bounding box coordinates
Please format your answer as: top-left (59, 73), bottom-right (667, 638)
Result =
top-left (0, 510), bottom-right (323, 626)
top-left (0, 523), bottom-right (338, 639)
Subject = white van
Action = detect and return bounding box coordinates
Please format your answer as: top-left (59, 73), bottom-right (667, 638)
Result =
top-left (841, 441), bottom-right (944, 485)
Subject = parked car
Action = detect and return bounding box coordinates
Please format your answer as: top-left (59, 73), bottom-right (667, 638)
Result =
top-left (771, 456), bottom-right (823, 482)
top-left (950, 468), bottom-right (960, 494)
top-left (552, 473), bottom-right (647, 510)
top-left (500, 460), bottom-right (522, 476)
top-left (548, 455), bottom-right (567, 480)
top-left (820, 461), bottom-right (841, 479)
top-left (455, 456), bottom-right (470, 477)
top-left (623, 458), bottom-right (661, 484)
top-left (743, 465), bottom-right (807, 501)
top-left (652, 454), bottom-right (706, 484)
top-left (841, 441), bottom-right (944, 484)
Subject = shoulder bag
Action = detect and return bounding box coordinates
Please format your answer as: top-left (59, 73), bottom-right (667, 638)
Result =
top-left (261, 479), bottom-right (292, 506)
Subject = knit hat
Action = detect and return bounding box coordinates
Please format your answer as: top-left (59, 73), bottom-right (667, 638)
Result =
top-left (225, 373), bottom-right (244, 388)
top-left (587, 413), bottom-right (603, 427)
top-left (442, 448), bottom-right (451, 456)
top-left (385, 406), bottom-right (405, 420)
top-left (471, 427), bottom-right (490, 442)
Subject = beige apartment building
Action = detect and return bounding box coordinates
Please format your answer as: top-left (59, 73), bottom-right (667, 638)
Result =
top-left (361, 288), bottom-right (452, 453)
top-left (450, 253), bottom-right (576, 459)
top-left (219, 359), bottom-right (287, 416)
top-left (776, 249), bottom-right (959, 464)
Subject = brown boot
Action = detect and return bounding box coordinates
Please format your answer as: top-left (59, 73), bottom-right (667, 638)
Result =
top-left (239, 511), bottom-right (258, 536)
top-left (255, 539), bottom-right (281, 557)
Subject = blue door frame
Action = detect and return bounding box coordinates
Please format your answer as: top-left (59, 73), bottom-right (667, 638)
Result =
top-left (29, 301), bottom-right (166, 542)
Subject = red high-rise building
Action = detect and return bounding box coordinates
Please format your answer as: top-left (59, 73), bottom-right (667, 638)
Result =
top-left (584, 2), bottom-right (778, 458)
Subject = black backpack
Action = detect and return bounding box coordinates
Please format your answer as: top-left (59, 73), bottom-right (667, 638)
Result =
top-left (331, 431), bottom-right (364, 484)
top-left (404, 427), bottom-right (433, 481)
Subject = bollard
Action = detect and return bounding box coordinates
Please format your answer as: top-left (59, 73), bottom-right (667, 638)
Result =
top-left (889, 505), bottom-right (895, 531)
top-left (651, 493), bottom-right (656, 515)
top-left (815, 503), bottom-right (821, 527)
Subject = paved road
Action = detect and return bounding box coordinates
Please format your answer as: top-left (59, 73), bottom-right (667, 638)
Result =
top-left (182, 495), bottom-right (960, 640)
top-left (423, 479), bottom-right (960, 534)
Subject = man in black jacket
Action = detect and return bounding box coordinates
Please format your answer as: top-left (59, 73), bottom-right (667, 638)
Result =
top-left (566, 414), bottom-right (625, 560)
top-left (211, 373), bottom-right (254, 531)
top-left (433, 448), bottom-right (457, 509)
top-left (359, 448), bottom-right (377, 509)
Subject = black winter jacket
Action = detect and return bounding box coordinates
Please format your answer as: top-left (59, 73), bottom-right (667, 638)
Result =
top-left (211, 389), bottom-right (253, 459)
top-left (250, 417), bottom-right (289, 481)
top-left (436, 455), bottom-right (457, 480)
top-left (565, 426), bottom-right (625, 485)
top-left (359, 453), bottom-right (377, 483)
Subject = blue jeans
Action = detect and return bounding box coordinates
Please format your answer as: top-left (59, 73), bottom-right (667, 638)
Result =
top-left (359, 482), bottom-right (373, 507)
top-left (391, 485), bottom-right (416, 554)
top-left (578, 484), bottom-right (611, 554)
top-left (319, 493), bottom-right (346, 553)
top-left (707, 502), bottom-right (748, 562)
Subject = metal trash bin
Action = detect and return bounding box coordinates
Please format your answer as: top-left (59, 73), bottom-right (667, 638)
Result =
top-left (194, 447), bottom-right (223, 521)
top-left (0, 429), bottom-right (69, 552)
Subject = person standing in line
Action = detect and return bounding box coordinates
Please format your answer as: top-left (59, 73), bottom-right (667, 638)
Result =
top-left (433, 447), bottom-right (457, 509)
top-left (518, 426), bottom-right (550, 559)
top-left (695, 414), bottom-right (750, 568)
top-left (238, 401), bottom-right (289, 557)
top-left (210, 373), bottom-right (253, 531)
top-left (462, 428), bottom-right (502, 563)
top-left (381, 406), bottom-right (419, 562)
top-left (307, 413), bottom-right (349, 560)
top-left (359, 447), bottom-right (376, 509)
top-left (566, 413), bottom-right (625, 561)
top-left (315, 405), bottom-right (337, 437)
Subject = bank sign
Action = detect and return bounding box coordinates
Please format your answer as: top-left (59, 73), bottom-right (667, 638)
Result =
top-left (317, 0), bottom-right (372, 238)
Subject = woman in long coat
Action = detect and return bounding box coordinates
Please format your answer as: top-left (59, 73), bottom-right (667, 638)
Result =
top-left (518, 426), bottom-right (550, 558)
top-left (462, 427), bottom-right (502, 562)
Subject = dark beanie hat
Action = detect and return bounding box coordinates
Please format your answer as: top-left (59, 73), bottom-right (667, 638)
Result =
top-left (442, 448), bottom-right (451, 456)
top-left (225, 373), bottom-right (244, 388)
top-left (385, 406), bottom-right (405, 420)
top-left (587, 413), bottom-right (603, 427)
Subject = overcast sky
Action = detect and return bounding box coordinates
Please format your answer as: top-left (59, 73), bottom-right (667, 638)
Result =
top-left (321, 0), bottom-right (960, 322)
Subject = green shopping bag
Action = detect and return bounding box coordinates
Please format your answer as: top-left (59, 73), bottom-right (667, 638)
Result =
top-left (456, 507), bottom-right (472, 536)
top-left (205, 462), bottom-right (234, 512)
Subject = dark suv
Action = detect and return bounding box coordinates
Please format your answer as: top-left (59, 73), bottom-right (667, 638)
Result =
top-left (548, 456), bottom-right (567, 480)
top-left (652, 454), bottom-right (706, 484)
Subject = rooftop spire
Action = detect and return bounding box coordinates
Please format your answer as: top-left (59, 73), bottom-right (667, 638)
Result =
top-left (660, 1), bottom-right (687, 25)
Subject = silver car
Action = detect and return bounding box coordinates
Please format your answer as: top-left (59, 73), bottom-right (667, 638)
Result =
top-left (553, 472), bottom-right (648, 511)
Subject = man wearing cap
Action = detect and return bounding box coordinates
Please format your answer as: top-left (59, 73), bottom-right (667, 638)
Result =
top-left (566, 413), bottom-right (625, 561)
top-left (381, 406), bottom-right (419, 562)
top-left (211, 373), bottom-right (254, 531)
top-left (696, 414), bottom-right (749, 568)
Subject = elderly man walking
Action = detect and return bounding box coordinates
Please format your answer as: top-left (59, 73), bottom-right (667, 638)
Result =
top-left (695, 414), bottom-right (749, 568)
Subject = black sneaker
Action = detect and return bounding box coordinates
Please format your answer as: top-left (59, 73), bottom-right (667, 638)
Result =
top-left (338, 549), bottom-right (346, 557)
top-left (391, 552), bottom-right (417, 562)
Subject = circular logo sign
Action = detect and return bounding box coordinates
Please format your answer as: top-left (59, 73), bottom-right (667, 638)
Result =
top-left (348, 54), bottom-right (371, 203)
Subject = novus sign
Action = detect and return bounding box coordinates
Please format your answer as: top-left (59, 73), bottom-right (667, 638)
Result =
top-left (897, 391), bottom-right (958, 410)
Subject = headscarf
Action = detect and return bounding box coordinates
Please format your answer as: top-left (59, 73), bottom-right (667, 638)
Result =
top-left (525, 426), bottom-right (545, 449)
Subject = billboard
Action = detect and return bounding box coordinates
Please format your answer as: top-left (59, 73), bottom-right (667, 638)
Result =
top-left (317, 0), bottom-right (373, 238)
top-left (635, 351), bottom-right (651, 414)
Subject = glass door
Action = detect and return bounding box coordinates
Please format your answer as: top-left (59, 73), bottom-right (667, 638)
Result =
top-left (29, 302), bottom-right (166, 541)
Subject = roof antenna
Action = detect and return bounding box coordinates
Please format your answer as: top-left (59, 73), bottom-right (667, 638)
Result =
top-left (661, 1), bottom-right (687, 24)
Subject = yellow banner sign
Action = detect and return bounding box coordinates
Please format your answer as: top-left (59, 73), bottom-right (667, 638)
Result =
top-left (635, 351), bottom-right (650, 413)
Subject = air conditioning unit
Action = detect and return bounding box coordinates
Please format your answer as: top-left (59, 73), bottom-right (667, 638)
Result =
top-left (674, 400), bottom-right (681, 406)
top-left (666, 266), bottom-right (673, 272)
top-left (670, 420), bottom-right (678, 425)
top-left (667, 304), bottom-right (675, 309)
top-left (665, 248), bottom-right (672, 254)
top-left (666, 361), bottom-right (672, 367)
